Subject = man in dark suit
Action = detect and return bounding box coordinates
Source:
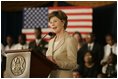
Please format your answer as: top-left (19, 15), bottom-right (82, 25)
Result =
top-left (29, 27), bottom-right (48, 55)
top-left (77, 33), bottom-right (104, 65)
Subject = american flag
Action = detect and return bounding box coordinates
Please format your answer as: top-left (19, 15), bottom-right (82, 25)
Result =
top-left (22, 6), bottom-right (92, 43)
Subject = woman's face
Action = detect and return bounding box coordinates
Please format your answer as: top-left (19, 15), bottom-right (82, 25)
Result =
top-left (84, 52), bottom-right (93, 63)
top-left (73, 34), bottom-right (81, 42)
top-left (49, 16), bottom-right (64, 33)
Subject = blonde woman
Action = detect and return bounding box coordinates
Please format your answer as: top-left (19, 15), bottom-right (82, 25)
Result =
top-left (46, 10), bottom-right (78, 78)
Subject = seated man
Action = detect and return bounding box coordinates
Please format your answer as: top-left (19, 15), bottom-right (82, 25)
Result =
top-left (29, 27), bottom-right (48, 55)
top-left (102, 53), bottom-right (117, 78)
top-left (101, 34), bottom-right (117, 65)
top-left (14, 33), bottom-right (28, 49)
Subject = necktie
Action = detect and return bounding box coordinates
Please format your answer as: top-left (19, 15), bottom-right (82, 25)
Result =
top-left (110, 47), bottom-right (113, 54)
top-left (88, 45), bottom-right (91, 51)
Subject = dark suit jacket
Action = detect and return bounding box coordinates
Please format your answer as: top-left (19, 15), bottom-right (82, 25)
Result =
top-left (29, 39), bottom-right (48, 55)
top-left (77, 43), bottom-right (104, 65)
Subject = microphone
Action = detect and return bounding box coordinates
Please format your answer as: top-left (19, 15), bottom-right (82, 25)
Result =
top-left (48, 32), bottom-right (56, 37)
top-left (30, 32), bottom-right (55, 52)
top-left (41, 32), bottom-right (55, 40)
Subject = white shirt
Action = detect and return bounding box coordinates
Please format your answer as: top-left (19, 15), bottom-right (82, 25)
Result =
top-left (5, 44), bottom-right (16, 51)
top-left (14, 43), bottom-right (29, 50)
top-left (36, 39), bottom-right (41, 45)
top-left (88, 42), bottom-right (94, 51)
top-left (101, 43), bottom-right (117, 63)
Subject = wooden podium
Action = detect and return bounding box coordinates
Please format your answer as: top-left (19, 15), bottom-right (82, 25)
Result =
top-left (5, 49), bottom-right (57, 78)
top-left (30, 50), bottom-right (57, 78)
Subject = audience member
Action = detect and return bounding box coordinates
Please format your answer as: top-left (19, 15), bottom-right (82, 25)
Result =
top-left (29, 27), bottom-right (48, 55)
top-left (1, 43), bottom-right (5, 56)
top-left (1, 43), bottom-right (6, 78)
top-left (73, 51), bottom-right (102, 78)
top-left (5, 35), bottom-right (15, 51)
top-left (101, 53), bottom-right (117, 78)
top-left (73, 31), bottom-right (85, 50)
top-left (77, 33), bottom-right (104, 65)
top-left (14, 33), bottom-right (28, 49)
top-left (101, 34), bottom-right (117, 65)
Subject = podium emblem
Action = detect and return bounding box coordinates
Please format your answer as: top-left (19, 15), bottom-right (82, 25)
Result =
top-left (11, 55), bottom-right (26, 76)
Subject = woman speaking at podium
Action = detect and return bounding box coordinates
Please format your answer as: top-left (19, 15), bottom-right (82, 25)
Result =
top-left (46, 10), bottom-right (78, 78)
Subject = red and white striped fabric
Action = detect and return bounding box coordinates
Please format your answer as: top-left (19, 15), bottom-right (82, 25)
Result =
top-left (22, 6), bottom-right (92, 43)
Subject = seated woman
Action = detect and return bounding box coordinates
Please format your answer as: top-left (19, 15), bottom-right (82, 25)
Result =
top-left (101, 53), bottom-right (117, 78)
top-left (73, 51), bottom-right (102, 78)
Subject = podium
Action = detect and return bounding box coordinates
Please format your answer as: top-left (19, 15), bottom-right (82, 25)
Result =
top-left (5, 49), bottom-right (57, 78)
top-left (30, 50), bottom-right (57, 78)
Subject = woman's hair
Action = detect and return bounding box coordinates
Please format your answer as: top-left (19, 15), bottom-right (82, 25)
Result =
top-left (48, 10), bottom-right (68, 30)
top-left (73, 31), bottom-right (83, 41)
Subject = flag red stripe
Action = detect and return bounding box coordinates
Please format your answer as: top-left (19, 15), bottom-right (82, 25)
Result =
top-left (66, 13), bottom-right (92, 15)
top-left (68, 19), bottom-right (92, 22)
top-left (49, 6), bottom-right (92, 9)
top-left (68, 26), bottom-right (92, 28)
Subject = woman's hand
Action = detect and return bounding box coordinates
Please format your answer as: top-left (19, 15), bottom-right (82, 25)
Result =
top-left (47, 56), bottom-right (52, 61)
top-left (72, 72), bottom-right (80, 78)
top-left (47, 56), bottom-right (57, 64)
top-left (101, 62), bottom-right (107, 66)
